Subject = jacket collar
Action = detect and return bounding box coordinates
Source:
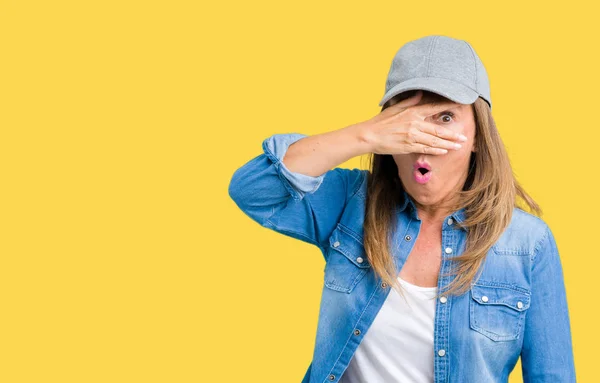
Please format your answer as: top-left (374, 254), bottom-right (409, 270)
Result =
top-left (398, 189), bottom-right (467, 225)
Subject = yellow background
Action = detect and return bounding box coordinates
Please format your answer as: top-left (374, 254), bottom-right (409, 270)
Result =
top-left (1, 0), bottom-right (596, 381)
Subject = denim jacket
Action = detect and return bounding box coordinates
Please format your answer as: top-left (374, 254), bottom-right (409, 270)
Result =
top-left (228, 133), bottom-right (576, 383)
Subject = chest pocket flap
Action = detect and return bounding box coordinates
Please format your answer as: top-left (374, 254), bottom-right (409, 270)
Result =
top-left (328, 223), bottom-right (370, 268)
top-left (325, 223), bottom-right (370, 293)
top-left (469, 282), bottom-right (531, 342)
top-left (471, 284), bottom-right (531, 311)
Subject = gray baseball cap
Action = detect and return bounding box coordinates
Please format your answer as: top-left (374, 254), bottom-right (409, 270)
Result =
top-left (379, 35), bottom-right (492, 110)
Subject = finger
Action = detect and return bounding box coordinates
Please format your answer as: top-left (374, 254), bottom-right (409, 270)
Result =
top-left (385, 90), bottom-right (423, 113)
top-left (411, 100), bottom-right (465, 119)
top-left (410, 128), bottom-right (463, 151)
top-left (414, 120), bottom-right (467, 143)
top-left (409, 143), bottom-right (449, 155)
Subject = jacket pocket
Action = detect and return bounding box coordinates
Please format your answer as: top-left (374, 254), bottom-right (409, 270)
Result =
top-left (469, 281), bottom-right (531, 342)
top-left (323, 223), bottom-right (370, 293)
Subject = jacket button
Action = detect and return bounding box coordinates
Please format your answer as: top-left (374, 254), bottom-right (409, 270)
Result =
top-left (439, 296), bottom-right (447, 303)
top-left (356, 257), bottom-right (363, 263)
top-left (354, 329), bottom-right (361, 335)
top-left (404, 235), bottom-right (411, 241)
top-left (445, 247), bottom-right (453, 254)
top-left (447, 218), bottom-right (454, 225)
top-left (517, 301), bottom-right (523, 309)
top-left (481, 296), bottom-right (489, 302)
top-left (333, 241), bottom-right (340, 248)
top-left (438, 349), bottom-right (446, 357)
top-left (328, 374), bottom-right (335, 381)
top-left (381, 282), bottom-right (388, 288)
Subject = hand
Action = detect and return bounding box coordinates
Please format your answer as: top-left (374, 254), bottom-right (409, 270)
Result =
top-left (357, 90), bottom-right (468, 155)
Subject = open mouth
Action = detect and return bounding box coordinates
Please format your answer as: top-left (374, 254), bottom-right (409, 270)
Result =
top-left (413, 161), bottom-right (432, 184)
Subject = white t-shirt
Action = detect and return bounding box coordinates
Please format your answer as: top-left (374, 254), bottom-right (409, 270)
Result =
top-left (339, 276), bottom-right (438, 383)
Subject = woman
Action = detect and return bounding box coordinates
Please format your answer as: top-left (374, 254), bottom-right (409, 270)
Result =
top-left (228, 35), bottom-right (575, 383)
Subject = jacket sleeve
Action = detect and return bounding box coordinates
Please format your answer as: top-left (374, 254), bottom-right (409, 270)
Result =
top-left (520, 225), bottom-right (576, 382)
top-left (228, 133), bottom-right (366, 256)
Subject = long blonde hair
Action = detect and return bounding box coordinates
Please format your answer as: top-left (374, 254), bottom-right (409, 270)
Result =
top-left (362, 90), bottom-right (541, 298)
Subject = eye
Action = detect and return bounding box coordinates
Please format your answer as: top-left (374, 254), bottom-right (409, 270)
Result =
top-left (438, 111), bottom-right (455, 123)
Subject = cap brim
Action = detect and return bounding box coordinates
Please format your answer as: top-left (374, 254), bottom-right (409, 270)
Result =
top-left (378, 77), bottom-right (479, 107)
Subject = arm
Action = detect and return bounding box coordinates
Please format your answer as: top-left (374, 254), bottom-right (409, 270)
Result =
top-left (228, 125), bottom-right (371, 256)
top-left (520, 225), bottom-right (576, 382)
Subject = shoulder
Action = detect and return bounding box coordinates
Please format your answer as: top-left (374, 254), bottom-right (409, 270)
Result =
top-left (492, 207), bottom-right (549, 256)
top-left (510, 207), bottom-right (548, 232)
top-left (325, 168), bottom-right (369, 199)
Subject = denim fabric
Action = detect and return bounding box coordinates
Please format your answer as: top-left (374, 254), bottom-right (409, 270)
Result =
top-left (228, 133), bottom-right (576, 383)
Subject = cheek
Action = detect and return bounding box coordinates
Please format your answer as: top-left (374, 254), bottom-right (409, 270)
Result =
top-left (463, 123), bottom-right (476, 143)
top-left (437, 152), bottom-right (472, 175)
top-left (392, 154), bottom-right (412, 171)
top-left (450, 120), bottom-right (475, 142)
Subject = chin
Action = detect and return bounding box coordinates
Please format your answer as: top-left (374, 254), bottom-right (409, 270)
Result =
top-left (411, 193), bottom-right (436, 205)
top-left (404, 178), bottom-right (434, 191)
top-left (406, 180), bottom-right (443, 199)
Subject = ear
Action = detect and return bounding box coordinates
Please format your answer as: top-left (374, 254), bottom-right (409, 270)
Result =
top-left (471, 137), bottom-right (477, 153)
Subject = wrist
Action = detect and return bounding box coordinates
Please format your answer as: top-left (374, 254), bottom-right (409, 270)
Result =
top-left (347, 122), bottom-right (374, 155)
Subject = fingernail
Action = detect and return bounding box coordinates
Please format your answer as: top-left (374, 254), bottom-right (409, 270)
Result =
top-left (458, 134), bottom-right (468, 142)
top-left (454, 143), bottom-right (462, 149)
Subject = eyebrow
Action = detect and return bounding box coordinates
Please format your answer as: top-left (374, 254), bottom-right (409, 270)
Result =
top-left (427, 100), bottom-right (463, 112)
top-left (440, 105), bottom-right (463, 114)
top-left (425, 100), bottom-right (465, 114)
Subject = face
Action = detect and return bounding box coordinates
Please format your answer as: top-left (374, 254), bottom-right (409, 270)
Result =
top-left (389, 92), bottom-right (477, 212)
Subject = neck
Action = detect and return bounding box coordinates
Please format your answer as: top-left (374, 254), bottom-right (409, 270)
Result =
top-left (412, 187), bottom-right (463, 224)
